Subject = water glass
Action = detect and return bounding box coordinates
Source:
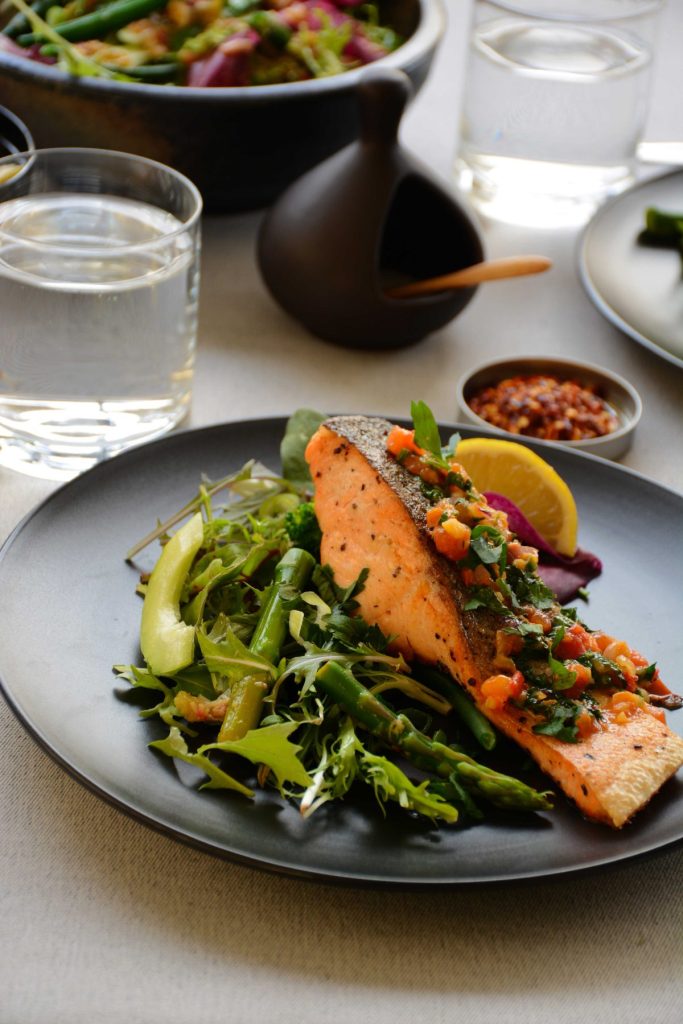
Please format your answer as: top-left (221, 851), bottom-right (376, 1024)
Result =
top-left (0, 148), bottom-right (201, 479)
top-left (455, 0), bottom-right (665, 226)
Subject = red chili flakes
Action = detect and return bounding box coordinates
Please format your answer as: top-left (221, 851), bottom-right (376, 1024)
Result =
top-left (468, 374), bottom-right (619, 442)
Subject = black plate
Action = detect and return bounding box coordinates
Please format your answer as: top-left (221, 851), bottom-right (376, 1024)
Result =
top-left (579, 169), bottom-right (683, 370)
top-left (1, 417), bottom-right (682, 885)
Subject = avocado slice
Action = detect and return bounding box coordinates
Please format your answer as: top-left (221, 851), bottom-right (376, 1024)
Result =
top-left (140, 512), bottom-right (204, 676)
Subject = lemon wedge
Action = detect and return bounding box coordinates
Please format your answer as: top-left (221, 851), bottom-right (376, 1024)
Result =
top-left (455, 437), bottom-right (578, 557)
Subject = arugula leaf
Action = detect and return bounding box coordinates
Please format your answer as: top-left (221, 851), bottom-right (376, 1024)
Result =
top-left (410, 400), bottom-right (443, 462)
top-left (300, 717), bottom-right (361, 815)
top-left (197, 614), bottom-right (276, 685)
top-left (201, 721), bottom-right (312, 789)
top-left (361, 749), bottom-right (459, 823)
top-left (150, 727), bottom-right (254, 796)
top-left (280, 408), bottom-right (327, 487)
top-left (115, 665), bottom-right (197, 734)
top-left (167, 663), bottom-right (216, 698)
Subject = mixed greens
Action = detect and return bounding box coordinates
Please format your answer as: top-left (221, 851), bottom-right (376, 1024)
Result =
top-left (1, 0), bottom-right (402, 85)
top-left (117, 407), bottom-right (553, 827)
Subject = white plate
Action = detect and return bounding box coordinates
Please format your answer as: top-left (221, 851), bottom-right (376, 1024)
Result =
top-left (579, 169), bottom-right (683, 370)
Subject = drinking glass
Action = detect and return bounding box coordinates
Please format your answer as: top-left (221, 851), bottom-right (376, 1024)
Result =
top-left (454, 0), bottom-right (665, 226)
top-left (0, 148), bottom-right (201, 479)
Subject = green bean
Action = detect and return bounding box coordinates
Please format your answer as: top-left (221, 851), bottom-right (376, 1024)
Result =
top-left (3, 0), bottom-right (57, 39)
top-left (103, 61), bottom-right (181, 82)
top-left (644, 206), bottom-right (683, 242)
top-left (17, 0), bottom-right (168, 45)
top-left (413, 664), bottom-right (498, 751)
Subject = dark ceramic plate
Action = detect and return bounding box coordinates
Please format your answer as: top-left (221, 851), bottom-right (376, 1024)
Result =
top-left (579, 169), bottom-right (683, 370)
top-left (1, 418), bottom-right (682, 886)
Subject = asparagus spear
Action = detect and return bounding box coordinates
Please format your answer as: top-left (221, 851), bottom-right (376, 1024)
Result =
top-left (315, 661), bottom-right (552, 813)
top-left (218, 546), bottom-right (315, 741)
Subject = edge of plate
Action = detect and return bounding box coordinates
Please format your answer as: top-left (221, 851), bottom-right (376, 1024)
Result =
top-left (577, 167), bottom-right (683, 372)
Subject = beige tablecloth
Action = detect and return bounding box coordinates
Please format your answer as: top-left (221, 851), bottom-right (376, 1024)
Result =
top-left (1, 3), bottom-right (682, 1022)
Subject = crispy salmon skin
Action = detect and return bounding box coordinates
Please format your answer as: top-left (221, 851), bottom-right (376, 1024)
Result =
top-left (306, 415), bottom-right (683, 827)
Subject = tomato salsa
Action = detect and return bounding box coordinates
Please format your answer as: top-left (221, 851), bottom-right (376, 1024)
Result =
top-left (384, 420), bottom-right (677, 742)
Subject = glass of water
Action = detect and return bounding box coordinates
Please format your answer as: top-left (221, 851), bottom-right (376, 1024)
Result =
top-left (0, 148), bottom-right (201, 479)
top-left (455, 0), bottom-right (664, 226)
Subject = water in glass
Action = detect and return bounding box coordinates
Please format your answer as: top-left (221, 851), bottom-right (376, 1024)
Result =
top-left (456, 12), bottom-right (657, 224)
top-left (0, 192), bottom-right (198, 476)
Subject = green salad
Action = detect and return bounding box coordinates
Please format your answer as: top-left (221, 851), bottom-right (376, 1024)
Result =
top-left (1, 0), bottom-right (402, 85)
top-left (115, 407), bottom-right (552, 827)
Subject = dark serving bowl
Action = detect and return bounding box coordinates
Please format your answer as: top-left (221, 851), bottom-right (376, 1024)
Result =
top-left (0, 0), bottom-right (444, 212)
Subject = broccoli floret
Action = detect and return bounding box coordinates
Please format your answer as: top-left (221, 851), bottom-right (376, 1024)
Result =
top-left (285, 502), bottom-right (322, 558)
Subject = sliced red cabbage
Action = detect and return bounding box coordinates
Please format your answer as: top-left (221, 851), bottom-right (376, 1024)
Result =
top-left (0, 36), bottom-right (56, 63)
top-left (343, 33), bottom-right (388, 64)
top-left (187, 31), bottom-right (258, 88)
top-left (484, 491), bottom-right (602, 604)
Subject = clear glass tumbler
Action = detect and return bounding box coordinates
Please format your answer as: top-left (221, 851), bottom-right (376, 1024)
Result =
top-left (455, 0), bottom-right (665, 226)
top-left (0, 148), bottom-right (201, 479)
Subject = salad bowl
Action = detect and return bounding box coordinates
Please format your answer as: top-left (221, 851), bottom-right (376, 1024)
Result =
top-left (0, 0), bottom-right (444, 212)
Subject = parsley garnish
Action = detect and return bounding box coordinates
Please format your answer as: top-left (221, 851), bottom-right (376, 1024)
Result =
top-left (470, 523), bottom-right (507, 570)
top-left (463, 586), bottom-right (506, 614)
top-left (577, 649), bottom-right (625, 688)
top-left (505, 565), bottom-right (556, 610)
top-left (410, 402), bottom-right (472, 487)
top-left (411, 400), bottom-right (445, 467)
top-left (547, 655), bottom-right (577, 691)
top-left (521, 689), bottom-right (583, 743)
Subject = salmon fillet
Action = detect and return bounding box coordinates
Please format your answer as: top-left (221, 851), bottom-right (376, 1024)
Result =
top-left (306, 416), bottom-right (683, 827)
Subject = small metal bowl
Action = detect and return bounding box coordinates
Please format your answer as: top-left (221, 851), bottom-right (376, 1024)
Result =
top-left (456, 356), bottom-right (642, 460)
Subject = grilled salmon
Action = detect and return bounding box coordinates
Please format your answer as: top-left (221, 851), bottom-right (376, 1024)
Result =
top-left (306, 415), bottom-right (683, 827)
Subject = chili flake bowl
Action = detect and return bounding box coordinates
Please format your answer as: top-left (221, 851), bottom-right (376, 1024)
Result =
top-left (456, 356), bottom-right (642, 461)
